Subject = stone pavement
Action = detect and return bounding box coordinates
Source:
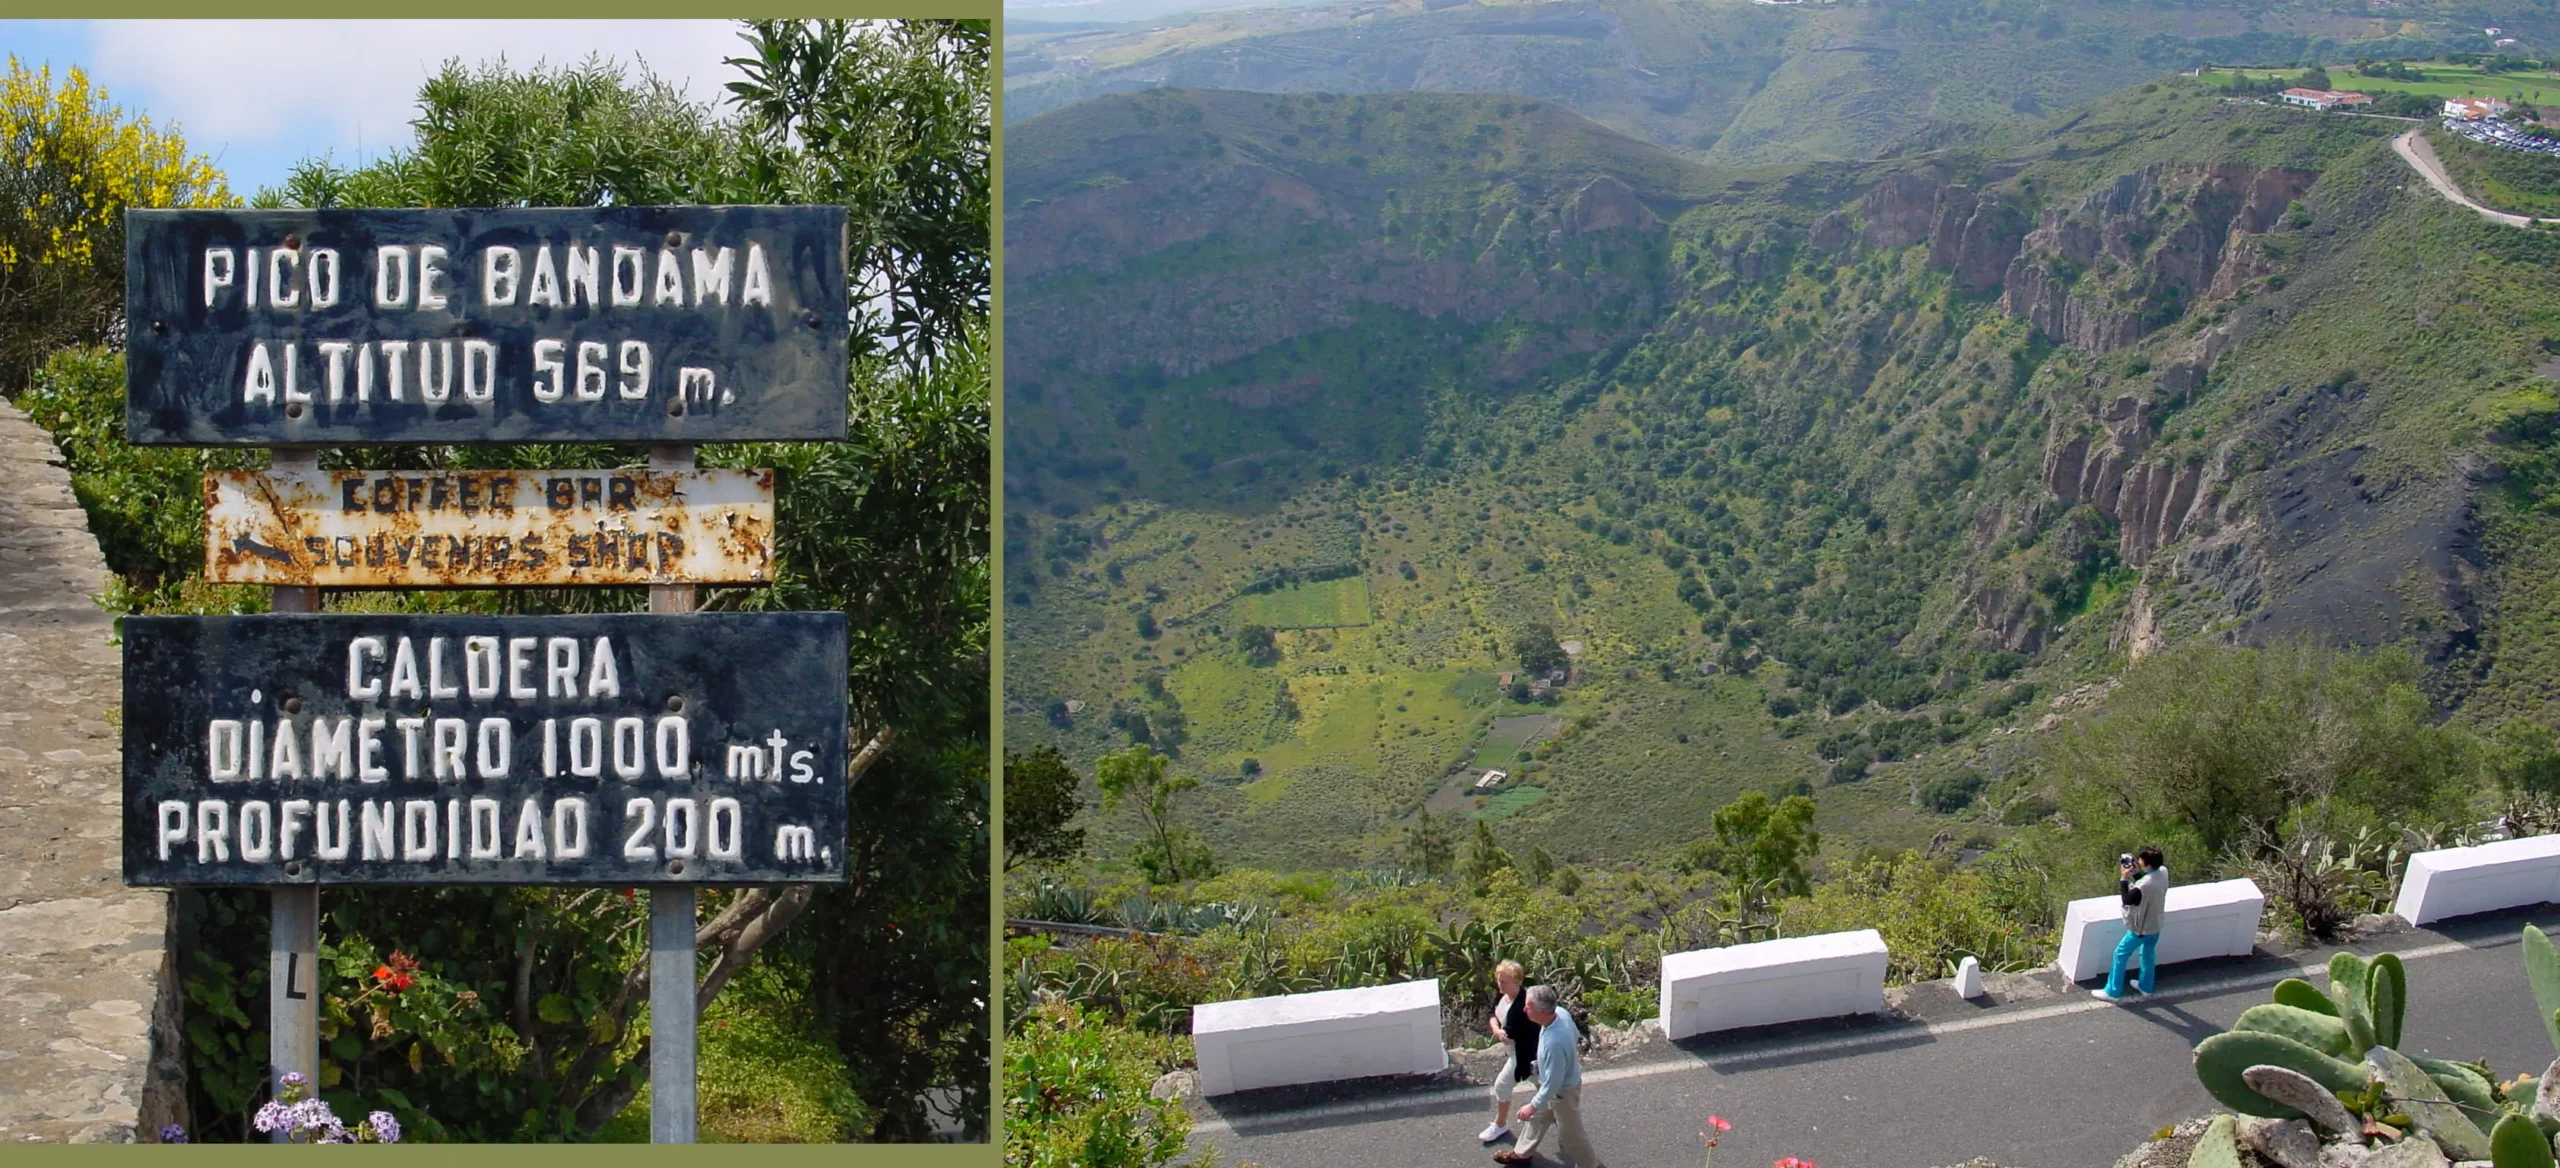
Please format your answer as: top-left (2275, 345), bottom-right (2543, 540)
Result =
top-left (0, 398), bottom-right (180, 1143)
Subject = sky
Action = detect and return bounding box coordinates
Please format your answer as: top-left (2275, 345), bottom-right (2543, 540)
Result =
top-left (0, 20), bottom-right (745, 199)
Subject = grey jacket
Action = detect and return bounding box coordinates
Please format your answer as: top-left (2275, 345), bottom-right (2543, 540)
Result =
top-left (2121, 865), bottom-right (2167, 936)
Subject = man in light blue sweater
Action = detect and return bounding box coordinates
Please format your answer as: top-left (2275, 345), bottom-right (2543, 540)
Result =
top-left (1492, 985), bottom-right (1605, 1167)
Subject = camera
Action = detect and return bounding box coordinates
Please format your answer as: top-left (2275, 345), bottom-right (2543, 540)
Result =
top-left (2120, 853), bottom-right (2135, 867)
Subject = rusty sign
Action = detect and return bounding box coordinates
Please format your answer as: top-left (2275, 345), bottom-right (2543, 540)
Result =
top-left (204, 468), bottom-right (774, 587)
top-left (121, 611), bottom-right (850, 886)
top-left (124, 206), bottom-right (848, 445)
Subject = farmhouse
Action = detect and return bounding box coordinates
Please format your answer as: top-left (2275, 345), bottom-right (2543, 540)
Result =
top-left (1474, 770), bottom-right (1508, 790)
top-left (2445, 96), bottom-right (2514, 119)
top-left (2279, 87), bottom-right (2374, 110)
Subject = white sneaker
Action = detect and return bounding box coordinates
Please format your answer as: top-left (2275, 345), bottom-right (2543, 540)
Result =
top-left (2092, 988), bottom-right (2126, 1002)
top-left (1478, 1123), bottom-right (1510, 1143)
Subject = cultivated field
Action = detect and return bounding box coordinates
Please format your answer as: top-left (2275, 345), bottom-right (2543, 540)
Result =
top-left (1229, 576), bottom-right (1374, 628)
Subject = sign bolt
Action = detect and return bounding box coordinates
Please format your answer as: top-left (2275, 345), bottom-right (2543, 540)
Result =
top-left (665, 695), bottom-right (685, 712)
top-left (283, 696), bottom-right (302, 714)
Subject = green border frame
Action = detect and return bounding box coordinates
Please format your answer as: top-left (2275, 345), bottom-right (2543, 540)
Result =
top-left (0, 6), bottom-right (1007, 1159)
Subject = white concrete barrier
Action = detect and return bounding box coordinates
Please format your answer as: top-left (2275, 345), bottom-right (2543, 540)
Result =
top-left (1658, 929), bottom-right (1889, 1040)
top-left (1190, 978), bottom-right (1447, 1096)
top-left (2393, 834), bottom-right (2560, 926)
top-left (2057, 877), bottom-right (2263, 983)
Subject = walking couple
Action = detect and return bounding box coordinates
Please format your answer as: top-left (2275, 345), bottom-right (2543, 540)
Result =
top-left (1480, 961), bottom-right (1605, 1168)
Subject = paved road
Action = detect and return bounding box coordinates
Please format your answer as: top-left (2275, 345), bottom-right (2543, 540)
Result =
top-left (1191, 908), bottom-right (2560, 1168)
top-left (2393, 128), bottom-right (2560, 228)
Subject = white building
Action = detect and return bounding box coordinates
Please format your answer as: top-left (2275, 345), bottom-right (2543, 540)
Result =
top-left (2280, 87), bottom-right (2374, 111)
top-left (1474, 770), bottom-right (1508, 789)
top-left (2446, 96), bottom-right (2514, 119)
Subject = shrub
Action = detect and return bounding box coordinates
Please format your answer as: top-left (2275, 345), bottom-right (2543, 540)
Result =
top-left (1003, 1003), bottom-right (1192, 1168)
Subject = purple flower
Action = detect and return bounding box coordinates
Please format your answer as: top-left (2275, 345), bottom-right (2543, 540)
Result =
top-left (158, 1125), bottom-right (187, 1144)
top-left (279, 1071), bottom-right (308, 1089)
top-left (366, 1112), bottom-right (401, 1144)
top-left (252, 1101), bottom-right (289, 1133)
top-left (288, 1097), bottom-right (342, 1135)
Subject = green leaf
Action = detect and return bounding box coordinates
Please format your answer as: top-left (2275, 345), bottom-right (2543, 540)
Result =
top-left (2527, 926), bottom-right (2560, 1058)
top-left (2273, 977), bottom-right (2339, 1016)
top-left (2492, 1110), bottom-right (2558, 1168)
top-left (2368, 951), bottom-right (2407, 1049)
top-left (536, 993), bottom-right (577, 1025)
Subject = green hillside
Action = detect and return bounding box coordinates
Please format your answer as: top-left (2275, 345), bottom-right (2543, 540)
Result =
top-left (1005, 0), bottom-right (2558, 166)
top-left (1004, 78), bottom-right (2560, 875)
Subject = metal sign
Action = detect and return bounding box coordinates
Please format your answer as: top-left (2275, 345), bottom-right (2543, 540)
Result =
top-left (203, 468), bottom-right (776, 587)
top-left (124, 206), bottom-right (848, 445)
top-left (121, 611), bottom-right (849, 886)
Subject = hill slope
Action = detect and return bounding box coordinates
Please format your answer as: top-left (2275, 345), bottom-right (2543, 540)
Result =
top-left (1004, 81), bottom-right (2560, 872)
top-left (1004, 0), bottom-right (2553, 166)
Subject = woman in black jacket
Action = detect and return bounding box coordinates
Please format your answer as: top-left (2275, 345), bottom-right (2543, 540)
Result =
top-left (1480, 960), bottom-right (1541, 1144)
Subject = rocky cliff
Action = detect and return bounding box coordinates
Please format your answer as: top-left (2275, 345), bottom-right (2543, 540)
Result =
top-left (2002, 164), bottom-right (2313, 355)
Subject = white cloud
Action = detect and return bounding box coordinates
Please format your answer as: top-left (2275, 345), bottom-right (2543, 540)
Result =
top-left (87, 20), bottom-right (744, 157)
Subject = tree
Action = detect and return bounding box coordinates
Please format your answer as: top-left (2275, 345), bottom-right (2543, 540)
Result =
top-left (1005, 747), bottom-right (1087, 873)
top-left (1460, 819), bottom-right (1515, 891)
top-left (1514, 623), bottom-right (1568, 676)
top-left (1236, 624), bottom-right (1279, 665)
top-left (2048, 641), bottom-right (2474, 878)
top-left (1096, 745), bottom-right (1212, 884)
top-left (1524, 845), bottom-right (1556, 887)
top-left (1400, 810), bottom-right (1456, 877)
top-left (2492, 719), bottom-right (2560, 833)
top-left (1704, 791), bottom-right (1821, 899)
top-left (0, 57), bottom-right (232, 392)
top-left (724, 19), bottom-right (987, 367)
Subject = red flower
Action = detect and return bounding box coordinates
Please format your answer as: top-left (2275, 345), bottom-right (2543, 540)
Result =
top-left (372, 965), bottom-right (394, 983)
top-left (387, 973), bottom-right (415, 992)
top-left (1709, 1116), bottom-right (1732, 1133)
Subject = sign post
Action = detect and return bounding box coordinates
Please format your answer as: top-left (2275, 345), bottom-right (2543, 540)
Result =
top-left (120, 204), bottom-right (851, 1145)
top-left (267, 448), bottom-right (321, 1142)
top-left (647, 443), bottom-right (697, 1144)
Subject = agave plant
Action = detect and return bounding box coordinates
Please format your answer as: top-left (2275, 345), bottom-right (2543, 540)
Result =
top-left (1024, 878), bottom-right (1106, 925)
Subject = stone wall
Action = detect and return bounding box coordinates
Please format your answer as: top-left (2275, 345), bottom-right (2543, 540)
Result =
top-left (0, 399), bottom-right (183, 1143)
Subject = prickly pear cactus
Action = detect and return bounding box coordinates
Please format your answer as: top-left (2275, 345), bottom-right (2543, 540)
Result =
top-left (2237, 1003), bottom-right (2356, 1058)
top-left (2187, 1114), bottom-right (2244, 1168)
top-left (2275, 978), bottom-right (2341, 1018)
top-left (2408, 1055), bottom-right (2500, 1122)
top-left (2333, 953), bottom-right (2378, 1054)
top-left (2369, 952), bottom-right (2408, 1050)
top-left (2196, 1031), bottom-right (2368, 1117)
top-left (2524, 926), bottom-right (2560, 1058)
top-left (2491, 1110), bottom-right (2557, 1168)
top-left (2371, 1046), bottom-right (2493, 1161)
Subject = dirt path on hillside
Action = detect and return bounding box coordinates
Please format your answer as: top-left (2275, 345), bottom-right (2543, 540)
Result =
top-left (2393, 127), bottom-right (2560, 227)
